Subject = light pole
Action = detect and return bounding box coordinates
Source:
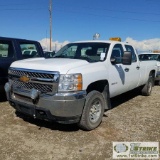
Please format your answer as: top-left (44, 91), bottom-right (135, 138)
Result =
top-left (49, 0), bottom-right (52, 51)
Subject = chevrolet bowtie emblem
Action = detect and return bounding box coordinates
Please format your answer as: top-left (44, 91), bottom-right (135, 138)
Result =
top-left (19, 75), bottom-right (30, 83)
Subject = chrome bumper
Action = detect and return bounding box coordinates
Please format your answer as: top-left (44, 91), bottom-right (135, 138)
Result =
top-left (5, 82), bottom-right (86, 123)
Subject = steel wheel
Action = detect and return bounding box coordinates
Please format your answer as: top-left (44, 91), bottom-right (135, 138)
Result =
top-left (89, 98), bottom-right (102, 123)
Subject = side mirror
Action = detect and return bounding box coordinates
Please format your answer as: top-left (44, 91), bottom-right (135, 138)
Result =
top-left (122, 51), bottom-right (132, 65)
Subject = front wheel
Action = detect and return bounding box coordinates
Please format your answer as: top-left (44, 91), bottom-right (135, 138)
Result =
top-left (78, 91), bottom-right (105, 131)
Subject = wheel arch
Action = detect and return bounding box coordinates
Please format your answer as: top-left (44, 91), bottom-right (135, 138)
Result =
top-left (149, 70), bottom-right (156, 77)
top-left (86, 80), bottom-right (111, 110)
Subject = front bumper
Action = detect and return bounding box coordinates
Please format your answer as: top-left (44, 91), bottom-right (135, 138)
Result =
top-left (5, 82), bottom-right (86, 124)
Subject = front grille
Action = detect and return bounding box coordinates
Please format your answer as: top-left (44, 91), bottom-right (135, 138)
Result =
top-left (11, 80), bottom-right (53, 93)
top-left (9, 69), bottom-right (54, 79)
top-left (9, 68), bottom-right (59, 93)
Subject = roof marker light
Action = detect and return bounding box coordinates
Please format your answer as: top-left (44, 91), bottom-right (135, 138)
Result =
top-left (109, 37), bottom-right (121, 42)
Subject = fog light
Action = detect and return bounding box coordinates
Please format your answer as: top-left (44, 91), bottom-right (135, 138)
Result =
top-left (4, 82), bottom-right (11, 93)
top-left (30, 88), bottom-right (39, 100)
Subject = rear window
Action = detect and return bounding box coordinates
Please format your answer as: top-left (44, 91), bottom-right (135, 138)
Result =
top-left (0, 40), bottom-right (14, 58)
top-left (20, 42), bottom-right (40, 59)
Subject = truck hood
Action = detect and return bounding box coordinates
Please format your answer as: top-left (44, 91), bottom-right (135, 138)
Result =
top-left (10, 58), bottom-right (89, 74)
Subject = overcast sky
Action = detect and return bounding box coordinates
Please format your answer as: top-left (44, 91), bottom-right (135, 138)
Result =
top-left (1, 0), bottom-right (160, 51)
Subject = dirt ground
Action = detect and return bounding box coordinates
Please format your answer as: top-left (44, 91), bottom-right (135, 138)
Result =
top-left (0, 86), bottom-right (159, 160)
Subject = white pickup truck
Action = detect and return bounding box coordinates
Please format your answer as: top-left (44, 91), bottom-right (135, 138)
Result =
top-left (5, 38), bottom-right (157, 130)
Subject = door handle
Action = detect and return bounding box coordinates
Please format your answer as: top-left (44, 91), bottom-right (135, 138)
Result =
top-left (124, 68), bottom-right (129, 72)
top-left (136, 66), bottom-right (140, 70)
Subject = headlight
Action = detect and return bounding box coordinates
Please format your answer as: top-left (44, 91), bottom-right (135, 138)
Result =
top-left (58, 74), bottom-right (82, 91)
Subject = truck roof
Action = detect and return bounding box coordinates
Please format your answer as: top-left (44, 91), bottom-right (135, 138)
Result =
top-left (0, 36), bottom-right (38, 42)
top-left (73, 40), bottom-right (129, 45)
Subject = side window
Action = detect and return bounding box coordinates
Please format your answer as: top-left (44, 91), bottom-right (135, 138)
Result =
top-left (0, 40), bottom-right (14, 58)
top-left (125, 45), bottom-right (137, 62)
top-left (110, 44), bottom-right (124, 64)
top-left (20, 43), bottom-right (40, 58)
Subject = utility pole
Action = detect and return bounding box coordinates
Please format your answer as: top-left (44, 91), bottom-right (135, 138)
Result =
top-left (49, 0), bottom-right (52, 51)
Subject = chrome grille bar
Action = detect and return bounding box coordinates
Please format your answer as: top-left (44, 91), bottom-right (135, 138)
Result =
top-left (8, 67), bottom-right (59, 93)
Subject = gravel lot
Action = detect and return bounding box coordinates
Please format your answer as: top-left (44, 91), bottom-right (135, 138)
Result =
top-left (0, 86), bottom-right (160, 160)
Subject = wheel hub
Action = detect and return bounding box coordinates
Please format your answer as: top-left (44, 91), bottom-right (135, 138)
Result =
top-left (89, 100), bottom-right (102, 123)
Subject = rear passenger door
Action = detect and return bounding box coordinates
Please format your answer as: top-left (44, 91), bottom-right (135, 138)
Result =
top-left (0, 40), bottom-right (16, 84)
top-left (125, 45), bottom-right (140, 89)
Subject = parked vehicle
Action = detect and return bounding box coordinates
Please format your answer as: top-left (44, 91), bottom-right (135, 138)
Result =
top-left (0, 37), bottom-right (44, 92)
top-left (5, 38), bottom-right (157, 130)
top-left (139, 52), bottom-right (160, 85)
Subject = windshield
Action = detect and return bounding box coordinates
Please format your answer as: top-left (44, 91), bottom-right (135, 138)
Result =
top-left (139, 54), bottom-right (160, 61)
top-left (53, 42), bottom-right (110, 62)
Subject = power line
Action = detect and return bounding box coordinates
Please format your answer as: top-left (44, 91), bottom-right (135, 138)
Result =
top-left (53, 2), bottom-right (160, 15)
top-left (0, 8), bottom-right (46, 11)
top-left (53, 9), bottom-right (160, 23)
top-left (0, 1), bottom-right (47, 7)
top-left (1, 4), bottom-right (160, 16)
top-left (1, 2), bottom-right (160, 23)
top-left (1, 3), bottom-right (160, 16)
top-left (82, 6), bottom-right (160, 16)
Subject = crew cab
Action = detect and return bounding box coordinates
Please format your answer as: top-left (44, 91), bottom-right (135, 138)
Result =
top-left (139, 52), bottom-right (160, 85)
top-left (5, 38), bottom-right (157, 130)
top-left (0, 37), bottom-right (44, 92)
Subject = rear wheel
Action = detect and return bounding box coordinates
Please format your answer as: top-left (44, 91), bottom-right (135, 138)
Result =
top-left (78, 91), bottom-right (105, 131)
top-left (141, 76), bottom-right (153, 96)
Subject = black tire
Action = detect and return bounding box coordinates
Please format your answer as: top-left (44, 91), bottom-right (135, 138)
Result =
top-left (78, 91), bottom-right (105, 131)
top-left (141, 76), bottom-right (153, 96)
